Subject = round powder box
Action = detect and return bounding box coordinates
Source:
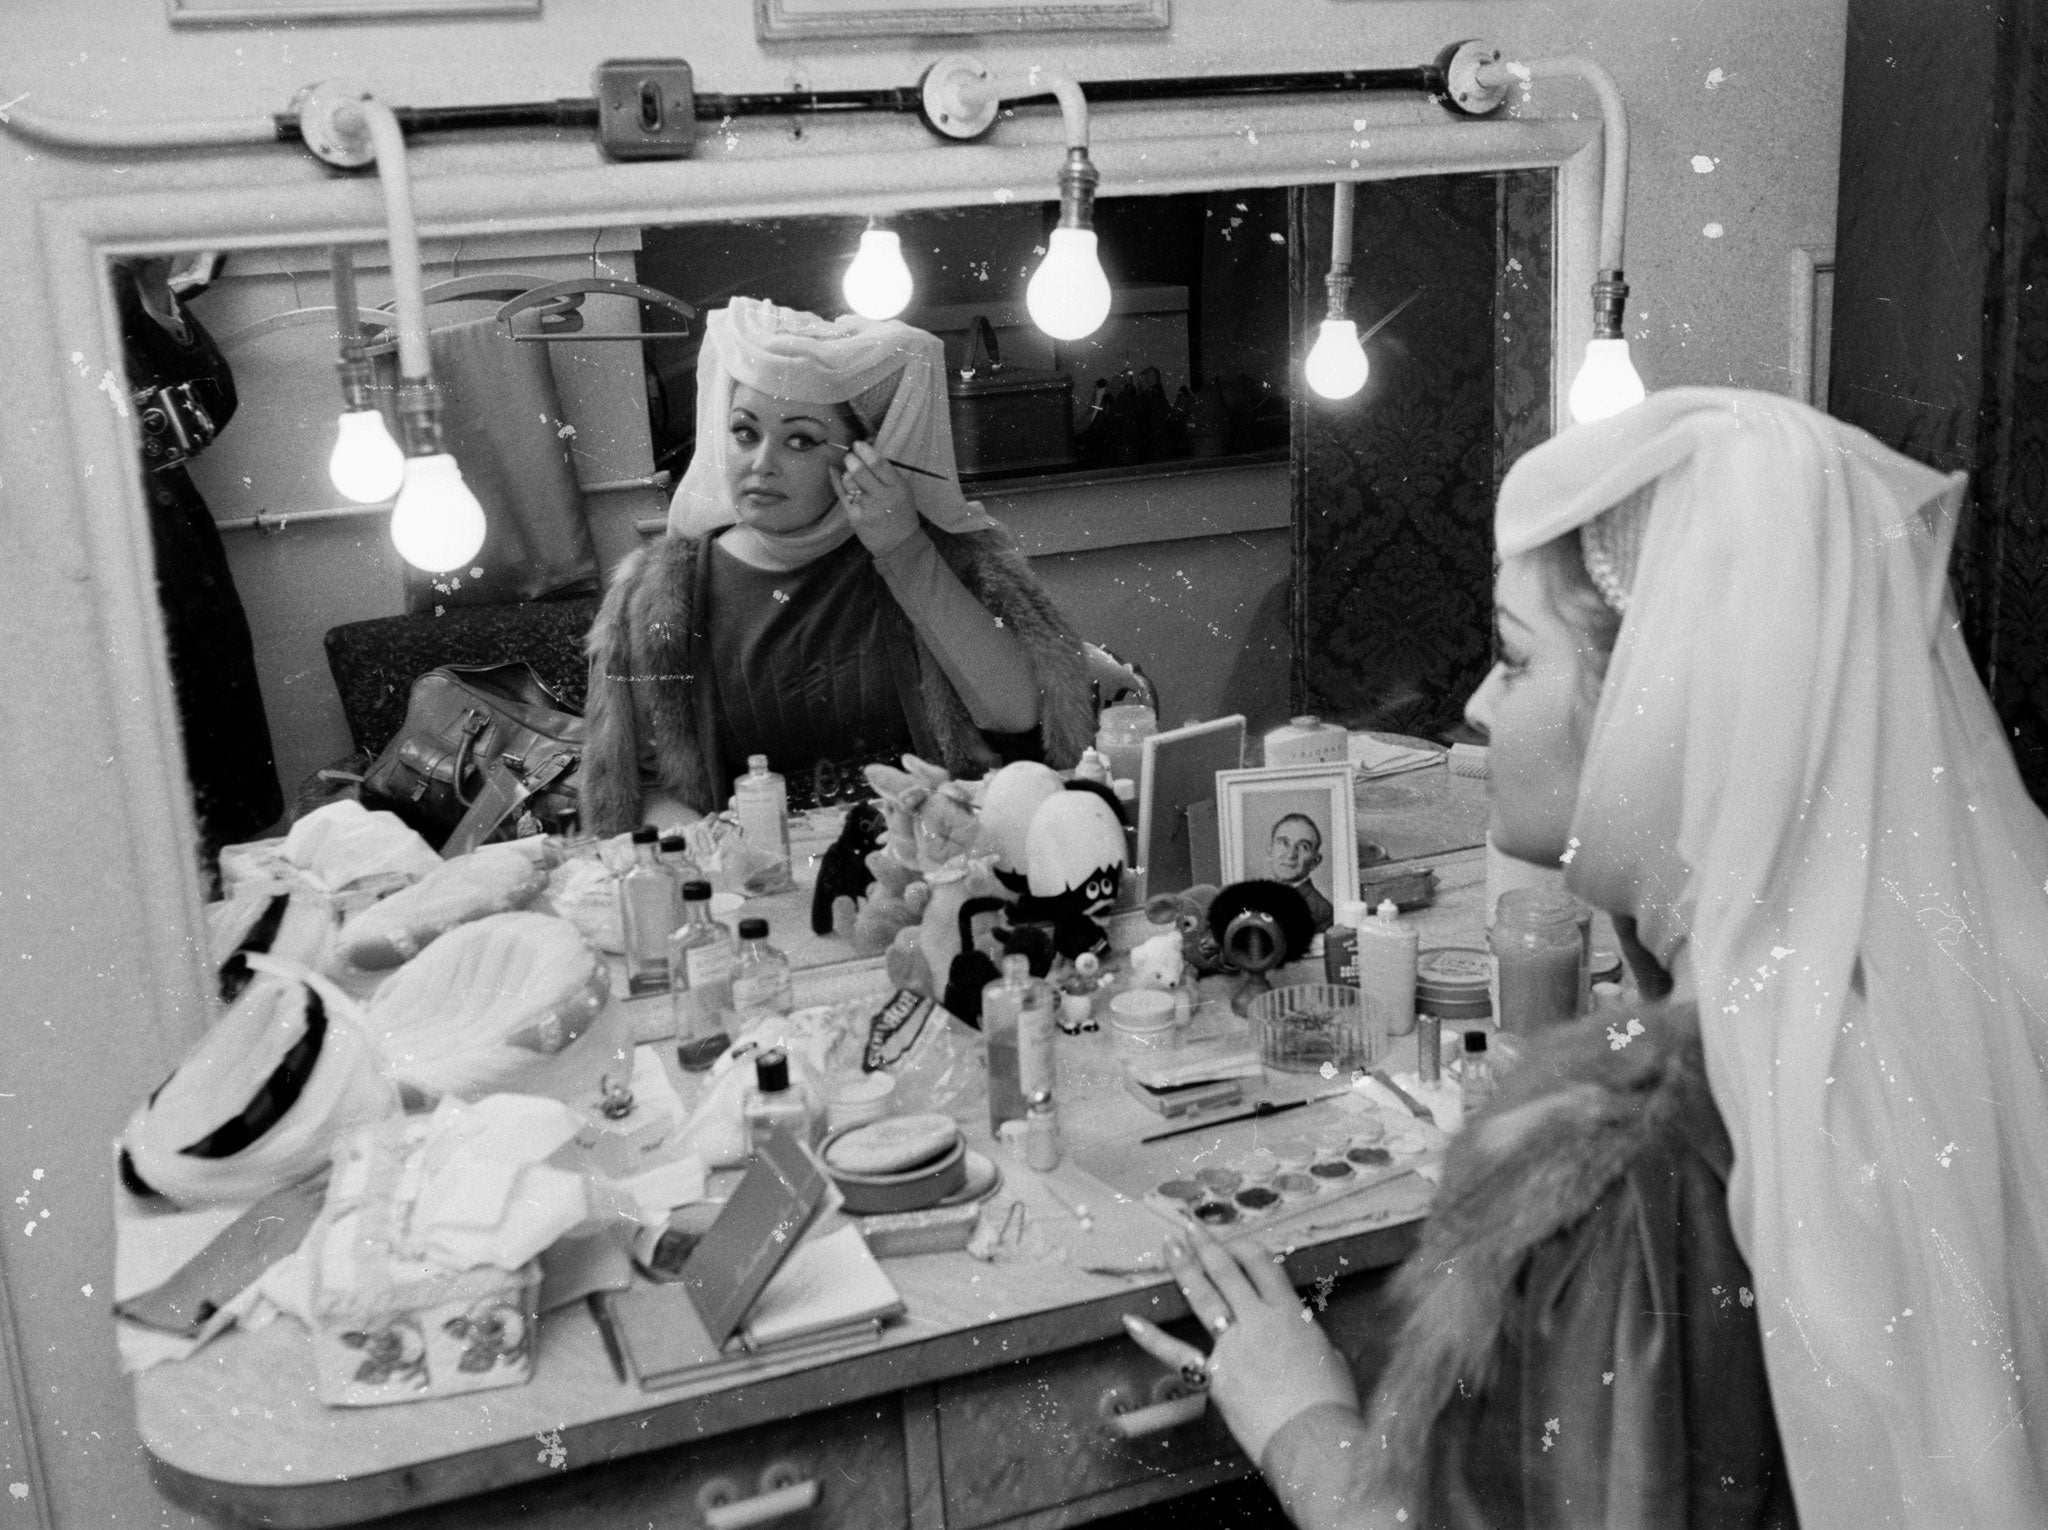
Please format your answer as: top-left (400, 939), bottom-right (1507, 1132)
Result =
top-left (822, 1116), bottom-right (967, 1214)
top-left (1417, 946), bottom-right (1493, 1022)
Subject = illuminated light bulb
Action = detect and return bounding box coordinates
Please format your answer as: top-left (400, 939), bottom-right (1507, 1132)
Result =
top-left (389, 453), bottom-right (486, 573)
top-left (1568, 337), bottom-right (1646, 424)
top-left (842, 227), bottom-right (914, 320)
top-left (327, 408), bottom-right (406, 503)
top-left (1026, 227), bottom-right (1113, 341)
top-left (1304, 318), bottom-right (1370, 400)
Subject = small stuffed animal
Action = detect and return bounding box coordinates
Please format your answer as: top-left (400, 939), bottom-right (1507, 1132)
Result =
top-left (1145, 883), bottom-right (1226, 974)
top-left (860, 757), bottom-right (1005, 997)
top-left (841, 849), bottom-right (928, 956)
top-left (812, 801), bottom-right (887, 936)
top-left (980, 760), bottom-right (1065, 897)
top-left (1127, 930), bottom-right (1186, 991)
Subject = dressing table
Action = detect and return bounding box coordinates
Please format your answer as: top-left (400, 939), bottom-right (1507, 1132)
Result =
top-left (134, 817), bottom-right (1492, 1529)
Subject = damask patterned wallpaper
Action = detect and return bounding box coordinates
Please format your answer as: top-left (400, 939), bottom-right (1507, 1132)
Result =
top-left (1290, 172), bottom-right (1554, 742)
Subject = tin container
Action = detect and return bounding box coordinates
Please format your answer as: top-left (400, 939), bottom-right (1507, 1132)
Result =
top-left (1263, 715), bottom-right (1349, 768)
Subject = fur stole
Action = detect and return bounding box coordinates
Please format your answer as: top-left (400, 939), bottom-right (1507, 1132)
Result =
top-left (582, 525), bottom-right (1095, 833)
top-left (1362, 1001), bottom-right (1727, 1502)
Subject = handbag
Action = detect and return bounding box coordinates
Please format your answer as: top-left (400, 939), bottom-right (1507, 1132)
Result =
top-left (358, 662), bottom-right (584, 854)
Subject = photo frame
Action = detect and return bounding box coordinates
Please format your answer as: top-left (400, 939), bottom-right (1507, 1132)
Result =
top-left (755, 0), bottom-right (1168, 42)
top-left (168, 0), bottom-right (539, 24)
top-left (1216, 763), bottom-right (1359, 929)
top-left (1136, 714), bottom-right (1244, 901)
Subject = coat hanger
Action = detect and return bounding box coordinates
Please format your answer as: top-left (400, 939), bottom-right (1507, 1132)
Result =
top-left (494, 277), bottom-right (696, 344)
top-left (217, 274), bottom-right (581, 354)
top-left (217, 306), bottom-right (400, 354)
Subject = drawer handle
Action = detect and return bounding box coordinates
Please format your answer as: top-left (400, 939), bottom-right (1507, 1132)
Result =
top-left (700, 1477), bottom-right (820, 1530)
top-left (1106, 1391), bottom-right (1209, 1440)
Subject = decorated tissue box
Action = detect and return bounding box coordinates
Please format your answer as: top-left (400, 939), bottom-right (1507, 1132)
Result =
top-left (309, 1248), bottom-right (539, 1408)
top-left (307, 1097), bottom-right (592, 1407)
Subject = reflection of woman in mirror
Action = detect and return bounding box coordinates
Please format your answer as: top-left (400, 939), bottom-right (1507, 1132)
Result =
top-left (1126, 390), bottom-right (2048, 1526)
top-left (584, 298), bottom-right (1095, 831)
top-left (114, 256), bottom-right (283, 888)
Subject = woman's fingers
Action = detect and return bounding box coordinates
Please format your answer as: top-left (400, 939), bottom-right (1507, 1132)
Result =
top-left (1184, 1225), bottom-right (1263, 1314)
top-left (1120, 1313), bottom-right (1208, 1379)
top-left (1162, 1236), bottom-right (1236, 1337)
top-left (850, 439), bottom-right (900, 488)
top-left (1224, 1233), bottom-right (1298, 1307)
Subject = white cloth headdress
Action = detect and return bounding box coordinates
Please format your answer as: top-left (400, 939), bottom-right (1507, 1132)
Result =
top-left (1497, 388), bottom-right (2048, 1524)
top-left (668, 297), bottom-right (1000, 555)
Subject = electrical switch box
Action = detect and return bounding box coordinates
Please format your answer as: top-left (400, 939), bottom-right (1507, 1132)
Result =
top-left (594, 59), bottom-right (695, 161)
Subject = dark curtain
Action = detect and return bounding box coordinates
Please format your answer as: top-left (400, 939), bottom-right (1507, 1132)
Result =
top-left (1831, 0), bottom-right (2048, 804)
top-left (1289, 172), bottom-right (1553, 742)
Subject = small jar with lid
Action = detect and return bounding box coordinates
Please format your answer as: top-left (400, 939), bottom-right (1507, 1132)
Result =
top-left (1489, 888), bottom-right (1585, 1035)
top-left (1416, 946), bottom-right (1493, 1084)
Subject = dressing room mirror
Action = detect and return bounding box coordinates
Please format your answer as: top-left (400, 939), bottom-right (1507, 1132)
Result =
top-left (118, 166), bottom-right (1551, 967)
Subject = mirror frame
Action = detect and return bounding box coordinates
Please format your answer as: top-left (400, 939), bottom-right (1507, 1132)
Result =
top-left (40, 95), bottom-right (1601, 1056)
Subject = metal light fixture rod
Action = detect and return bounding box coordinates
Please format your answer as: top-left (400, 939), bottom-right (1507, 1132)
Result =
top-left (0, 53), bottom-right (1493, 156)
top-left (1324, 179), bottom-right (1356, 321)
top-left (1471, 53), bottom-right (1630, 331)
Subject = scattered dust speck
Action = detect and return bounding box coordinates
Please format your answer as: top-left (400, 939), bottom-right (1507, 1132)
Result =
top-left (1691, 155), bottom-right (1718, 174)
top-left (1703, 223), bottom-right (1725, 239)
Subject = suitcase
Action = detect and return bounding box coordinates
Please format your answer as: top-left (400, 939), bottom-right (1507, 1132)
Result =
top-left (946, 316), bottom-right (1076, 476)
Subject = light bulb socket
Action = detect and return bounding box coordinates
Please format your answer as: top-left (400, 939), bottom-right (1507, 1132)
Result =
top-left (1322, 267), bottom-right (1354, 323)
top-left (336, 353), bottom-right (379, 412)
top-left (397, 378), bottom-right (447, 458)
top-left (1055, 146), bottom-right (1100, 231)
top-left (1591, 268), bottom-right (1629, 341)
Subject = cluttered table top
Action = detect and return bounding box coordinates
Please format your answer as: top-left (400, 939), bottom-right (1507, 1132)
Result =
top-left (128, 760), bottom-right (1494, 1527)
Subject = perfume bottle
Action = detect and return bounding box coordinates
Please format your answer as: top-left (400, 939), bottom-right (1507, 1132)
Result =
top-left (617, 826), bottom-right (678, 997)
top-left (669, 880), bottom-right (737, 1072)
top-left (732, 917), bottom-right (794, 1023)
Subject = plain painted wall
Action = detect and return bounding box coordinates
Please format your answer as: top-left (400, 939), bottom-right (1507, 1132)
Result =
top-left (0, 2), bottom-right (1845, 1526)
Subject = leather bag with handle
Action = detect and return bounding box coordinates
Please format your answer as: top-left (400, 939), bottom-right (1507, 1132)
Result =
top-left (359, 662), bottom-right (583, 855)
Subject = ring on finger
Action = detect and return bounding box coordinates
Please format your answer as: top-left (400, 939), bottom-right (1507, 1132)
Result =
top-left (1179, 1359), bottom-right (1210, 1389)
top-left (1210, 1312), bottom-right (1233, 1336)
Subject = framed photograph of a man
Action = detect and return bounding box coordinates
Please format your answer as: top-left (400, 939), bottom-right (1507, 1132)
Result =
top-left (1215, 764), bottom-right (1359, 932)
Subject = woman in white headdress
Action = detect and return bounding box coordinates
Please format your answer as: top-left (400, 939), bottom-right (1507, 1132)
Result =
top-left (1126, 388), bottom-right (2048, 1528)
top-left (584, 298), bottom-right (1096, 829)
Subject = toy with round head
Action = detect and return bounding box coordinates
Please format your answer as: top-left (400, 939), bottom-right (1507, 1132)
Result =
top-left (980, 761), bottom-right (1065, 888)
top-left (1015, 786), bottom-right (1127, 960)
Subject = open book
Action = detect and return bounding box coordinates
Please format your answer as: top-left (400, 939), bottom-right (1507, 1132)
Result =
top-left (606, 1224), bottom-right (903, 1388)
top-left (600, 1132), bottom-right (904, 1389)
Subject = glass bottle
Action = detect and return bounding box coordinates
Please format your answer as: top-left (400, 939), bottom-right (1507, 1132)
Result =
top-left (618, 826), bottom-right (679, 997)
top-left (1460, 1030), bottom-right (1495, 1119)
top-left (982, 953), bottom-right (1040, 1136)
top-left (1322, 898), bottom-right (1371, 988)
top-left (731, 916), bottom-right (794, 1023)
top-left (658, 831), bottom-right (699, 889)
top-left (743, 1048), bottom-right (814, 1153)
top-left (1093, 703), bottom-right (1157, 790)
top-left (1024, 1090), bottom-right (1062, 1171)
top-left (733, 754), bottom-right (791, 866)
top-left (669, 880), bottom-right (737, 1071)
top-left (1489, 887), bottom-right (1585, 1035)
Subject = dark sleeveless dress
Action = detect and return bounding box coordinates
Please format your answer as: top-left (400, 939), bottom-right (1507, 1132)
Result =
top-left (703, 536), bottom-right (921, 810)
top-left (115, 265), bottom-right (284, 869)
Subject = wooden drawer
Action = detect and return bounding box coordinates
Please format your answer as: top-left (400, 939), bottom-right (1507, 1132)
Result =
top-left (371, 1397), bottom-right (909, 1530)
top-left (932, 1333), bottom-right (1241, 1528)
